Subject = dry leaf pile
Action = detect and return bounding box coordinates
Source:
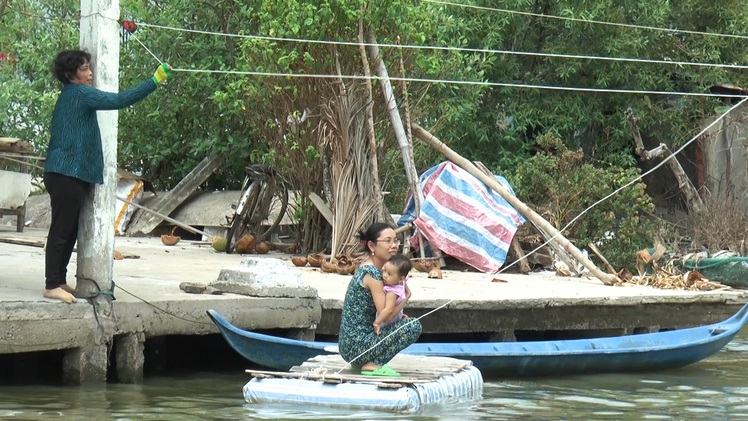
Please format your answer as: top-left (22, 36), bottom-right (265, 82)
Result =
top-left (614, 260), bottom-right (730, 291)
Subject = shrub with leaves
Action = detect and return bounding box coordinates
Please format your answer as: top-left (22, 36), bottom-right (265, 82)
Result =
top-left (510, 133), bottom-right (657, 271)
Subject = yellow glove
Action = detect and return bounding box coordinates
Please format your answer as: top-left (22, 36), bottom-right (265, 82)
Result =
top-left (152, 63), bottom-right (172, 84)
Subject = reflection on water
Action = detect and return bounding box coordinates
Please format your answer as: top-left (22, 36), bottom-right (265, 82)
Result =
top-left (0, 375), bottom-right (247, 420)
top-left (3, 333), bottom-right (748, 420)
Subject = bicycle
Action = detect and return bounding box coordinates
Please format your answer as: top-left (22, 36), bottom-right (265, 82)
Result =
top-left (225, 164), bottom-right (289, 254)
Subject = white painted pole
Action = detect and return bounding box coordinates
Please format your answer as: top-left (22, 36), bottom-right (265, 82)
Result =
top-left (77, 0), bottom-right (119, 303)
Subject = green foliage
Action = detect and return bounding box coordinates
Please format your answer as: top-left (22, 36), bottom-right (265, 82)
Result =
top-left (430, 0), bottom-right (748, 171)
top-left (0, 1), bottom-right (80, 161)
top-left (510, 133), bottom-right (657, 270)
top-left (2, 0), bottom-right (748, 256)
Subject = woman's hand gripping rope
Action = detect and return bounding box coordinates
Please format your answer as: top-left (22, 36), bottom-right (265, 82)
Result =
top-left (152, 63), bottom-right (172, 84)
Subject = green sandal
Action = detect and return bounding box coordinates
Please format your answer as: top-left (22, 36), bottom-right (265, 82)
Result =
top-left (361, 365), bottom-right (401, 377)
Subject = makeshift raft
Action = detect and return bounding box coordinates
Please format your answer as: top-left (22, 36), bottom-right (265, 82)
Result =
top-left (244, 354), bottom-right (483, 413)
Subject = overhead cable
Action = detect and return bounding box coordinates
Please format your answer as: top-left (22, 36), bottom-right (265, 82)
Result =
top-left (423, 0), bottom-right (748, 41)
top-left (136, 22), bottom-right (748, 71)
top-left (172, 68), bottom-right (746, 98)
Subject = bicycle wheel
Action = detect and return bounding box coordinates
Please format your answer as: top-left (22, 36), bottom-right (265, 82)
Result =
top-left (225, 180), bottom-right (260, 254)
top-left (254, 180), bottom-right (289, 243)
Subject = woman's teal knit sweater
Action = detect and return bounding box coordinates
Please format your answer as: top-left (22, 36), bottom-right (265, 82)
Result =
top-left (45, 78), bottom-right (157, 184)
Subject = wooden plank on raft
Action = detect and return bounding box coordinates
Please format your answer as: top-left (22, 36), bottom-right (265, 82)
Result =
top-left (127, 153), bottom-right (224, 235)
top-left (246, 353), bottom-right (473, 386)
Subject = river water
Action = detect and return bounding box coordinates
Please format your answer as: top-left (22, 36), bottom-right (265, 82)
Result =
top-left (2, 331), bottom-right (748, 420)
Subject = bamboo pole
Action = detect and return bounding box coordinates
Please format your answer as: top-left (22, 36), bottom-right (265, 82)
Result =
top-left (411, 123), bottom-right (617, 286)
top-left (117, 196), bottom-right (212, 239)
top-left (366, 28), bottom-right (444, 265)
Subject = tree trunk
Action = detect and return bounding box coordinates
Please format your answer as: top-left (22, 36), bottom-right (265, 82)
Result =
top-left (358, 12), bottom-right (387, 223)
top-left (365, 29), bottom-right (422, 212)
top-left (366, 29), bottom-right (443, 263)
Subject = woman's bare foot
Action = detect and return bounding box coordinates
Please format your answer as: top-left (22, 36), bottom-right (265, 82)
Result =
top-left (43, 287), bottom-right (76, 303)
top-left (60, 284), bottom-right (76, 295)
top-left (360, 363), bottom-right (380, 372)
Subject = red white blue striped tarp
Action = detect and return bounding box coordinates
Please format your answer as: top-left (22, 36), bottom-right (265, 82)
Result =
top-left (399, 161), bottom-right (525, 273)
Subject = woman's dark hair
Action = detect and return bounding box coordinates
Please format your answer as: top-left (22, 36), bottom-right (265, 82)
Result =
top-left (357, 222), bottom-right (392, 251)
top-left (387, 254), bottom-right (412, 277)
top-left (53, 50), bottom-right (91, 84)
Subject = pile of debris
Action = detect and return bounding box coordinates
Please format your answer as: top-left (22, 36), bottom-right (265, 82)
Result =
top-left (613, 245), bottom-right (732, 291)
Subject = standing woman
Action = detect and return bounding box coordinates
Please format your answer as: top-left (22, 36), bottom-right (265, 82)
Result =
top-left (338, 222), bottom-right (422, 376)
top-left (43, 49), bottom-right (172, 303)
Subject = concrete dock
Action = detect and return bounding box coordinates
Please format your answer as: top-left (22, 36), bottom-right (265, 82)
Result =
top-left (2, 226), bottom-right (747, 383)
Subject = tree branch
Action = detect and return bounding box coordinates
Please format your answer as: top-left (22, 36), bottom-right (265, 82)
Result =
top-left (626, 108), bottom-right (704, 214)
top-left (0, 0), bottom-right (10, 22)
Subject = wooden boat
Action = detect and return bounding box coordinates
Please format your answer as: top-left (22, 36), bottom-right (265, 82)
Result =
top-left (207, 302), bottom-right (748, 377)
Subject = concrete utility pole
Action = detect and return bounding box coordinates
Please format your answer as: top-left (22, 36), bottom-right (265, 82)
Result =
top-left (68, 0), bottom-right (120, 385)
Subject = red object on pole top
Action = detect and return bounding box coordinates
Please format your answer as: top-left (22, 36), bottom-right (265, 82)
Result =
top-left (121, 21), bottom-right (137, 33)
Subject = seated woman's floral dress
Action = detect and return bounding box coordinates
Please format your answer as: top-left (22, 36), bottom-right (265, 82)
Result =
top-left (338, 264), bottom-right (422, 368)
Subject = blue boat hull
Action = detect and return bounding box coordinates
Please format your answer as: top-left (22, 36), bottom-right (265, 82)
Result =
top-left (207, 303), bottom-right (748, 377)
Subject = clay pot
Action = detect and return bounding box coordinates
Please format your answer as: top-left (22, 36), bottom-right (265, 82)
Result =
top-left (352, 255), bottom-right (367, 268)
top-left (307, 253), bottom-right (325, 267)
top-left (336, 264), bottom-right (355, 275)
top-left (161, 233), bottom-right (180, 246)
top-left (161, 227), bottom-right (181, 246)
top-left (413, 259), bottom-right (436, 273)
top-left (291, 255), bottom-right (308, 267)
top-left (320, 261), bottom-right (338, 273)
top-left (334, 255), bottom-right (355, 275)
top-left (234, 234), bottom-right (256, 254)
top-left (255, 241), bottom-right (271, 254)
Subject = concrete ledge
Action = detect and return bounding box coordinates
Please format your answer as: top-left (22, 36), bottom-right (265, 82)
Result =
top-left (114, 296), bottom-right (321, 336)
top-left (0, 302), bottom-right (97, 354)
top-left (213, 257), bottom-right (318, 298)
top-left (3, 229), bottom-right (748, 357)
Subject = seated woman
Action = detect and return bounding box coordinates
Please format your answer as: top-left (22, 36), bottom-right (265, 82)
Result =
top-left (338, 222), bottom-right (422, 376)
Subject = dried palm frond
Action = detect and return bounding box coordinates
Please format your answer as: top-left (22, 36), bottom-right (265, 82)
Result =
top-left (613, 261), bottom-right (731, 291)
top-left (319, 80), bottom-right (380, 256)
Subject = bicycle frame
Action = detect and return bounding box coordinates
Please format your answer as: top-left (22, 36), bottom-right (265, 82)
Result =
top-left (225, 165), bottom-right (289, 253)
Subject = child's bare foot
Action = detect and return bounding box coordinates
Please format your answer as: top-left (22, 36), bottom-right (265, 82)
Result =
top-left (43, 288), bottom-right (76, 303)
top-left (60, 284), bottom-right (76, 295)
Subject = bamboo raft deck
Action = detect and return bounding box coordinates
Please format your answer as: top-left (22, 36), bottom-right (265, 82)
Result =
top-left (244, 354), bottom-right (483, 413)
